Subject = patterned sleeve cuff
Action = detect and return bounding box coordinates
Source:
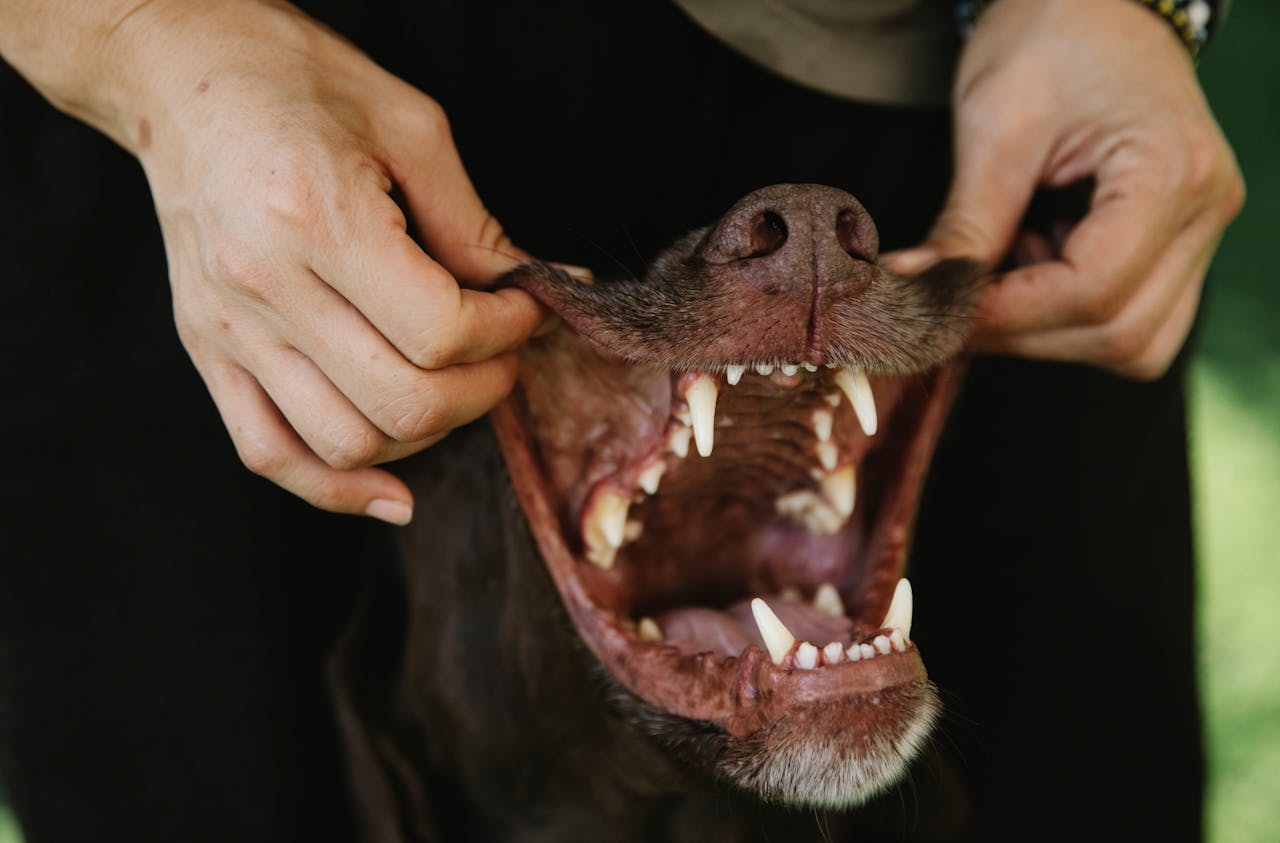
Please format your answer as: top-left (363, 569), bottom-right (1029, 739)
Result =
top-left (955, 0), bottom-right (1223, 60)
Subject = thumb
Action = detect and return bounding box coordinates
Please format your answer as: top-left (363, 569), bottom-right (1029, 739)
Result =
top-left (884, 119), bottom-right (1046, 275)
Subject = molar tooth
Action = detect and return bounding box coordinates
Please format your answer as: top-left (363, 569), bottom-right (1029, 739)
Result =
top-left (835, 367), bottom-right (878, 436)
top-left (725, 364), bottom-right (745, 386)
top-left (667, 425), bottom-right (692, 459)
top-left (881, 577), bottom-right (914, 642)
top-left (801, 362), bottom-right (818, 372)
top-left (637, 459), bottom-right (666, 495)
top-left (638, 617), bottom-right (663, 642)
top-left (755, 363), bottom-right (775, 376)
top-left (583, 488), bottom-right (630, 569)
top-left (780, 363), bottom-right (799, 376)
top-left (846, 644), bottom-right (862, 662)
top-left (873, 634), bottom-right (893, 655)
top-left (811, 408), bottom-right (834, 443)
top-left (795, 642), bottom-right (819, 669)
top-left (823, 642), bottom-right (845, 664)
top-left (685, 374), bottom-right (718, 458)
top-left (890, 629), bottom-right (907, 652)
top-left (816, 440), bottom-right (839, 472)
top-left (750, 598), bottom-right (796, 665)
top-left (859, 642), bottom-right (877, 660)
top-left (812, 583), bottom-right (845, 618)
top-left (775, 489), bottom-right (843, 535)
top-left (819, 465), bottom-right (856, 518)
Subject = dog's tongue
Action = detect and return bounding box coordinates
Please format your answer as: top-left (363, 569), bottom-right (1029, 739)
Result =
top-left (655, 593), bottom-right (855, 659)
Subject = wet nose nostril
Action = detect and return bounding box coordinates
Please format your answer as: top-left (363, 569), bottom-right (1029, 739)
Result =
top-left (746, 211), bottom-right (788, 259)
top-left (836, 209), bottom-right (876, 261)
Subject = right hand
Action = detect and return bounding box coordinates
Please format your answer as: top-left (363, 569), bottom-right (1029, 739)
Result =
top-left (113, 1), bottom-right (548, 523)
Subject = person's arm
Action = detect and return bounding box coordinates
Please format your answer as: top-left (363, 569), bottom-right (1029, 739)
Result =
top-left (0, 0), bottom-right (548, 524)
top-left (890, 0), bottom-right (1243, 380)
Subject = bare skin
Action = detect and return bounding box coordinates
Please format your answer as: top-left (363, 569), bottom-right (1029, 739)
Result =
top-left (886, 0), bottom-right (1245, 380)
top-left (0, 0), bottom-right (1243, 522)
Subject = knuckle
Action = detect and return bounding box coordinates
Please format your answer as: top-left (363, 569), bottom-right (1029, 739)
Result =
top-left (382, 393), bottom-right (448, 442)
top-left (1117, 354), bottom-right (1172, 383)
top-left (1222, 169), bottom-right (1247, 220)
top-left (260, 152), bottom-right (326, 231)
top-left (319, 423), bottom-right (383, 470)
top-left (237, 435), bottom-right (287, 479)
top-left (205, 238), bottom-right (272, 301)
top-left (304, 473), bottom-right (350, 513)
top-left (1092, 323), bottom-right (1147, 368)
top-left (1071, 282), bottom-right (1129, 326)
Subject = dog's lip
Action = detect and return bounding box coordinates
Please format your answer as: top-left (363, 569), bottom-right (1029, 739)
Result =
top-left (490, 359), bottom-right (966, 732)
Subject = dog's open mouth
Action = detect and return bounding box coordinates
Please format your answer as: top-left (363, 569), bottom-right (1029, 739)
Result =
top-left (491, 185), bottom-right (981, 806)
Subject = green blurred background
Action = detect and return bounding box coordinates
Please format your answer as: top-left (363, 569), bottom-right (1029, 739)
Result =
top-left (2, 2), bottom-right (1277, 841)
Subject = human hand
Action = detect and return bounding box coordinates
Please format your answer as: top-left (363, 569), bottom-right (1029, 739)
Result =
top-left (105, 1), bottom-right (547, 523)
top-left (886, 0), bottom-right (1244, 380)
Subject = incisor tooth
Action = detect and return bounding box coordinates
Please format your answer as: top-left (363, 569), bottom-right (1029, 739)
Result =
top-left (823, 642), bottom-right (845, 664)
top-left (881, 577), bottom-right (913, 642)
top-left (725, 364), bottom-right (745, 385)
top-left (637, 459), bottom-right (666, 495)
top-left (795, 642), bottom-right (819, 669)
top-left (583, 488), bottom-right (630, 569)
top-left (812, 408), bottom-right (834, 442)
top-left (750, 598), bottom-right (796, 665)
top-left (801, 362), bottom-right (818, 372)
top-left (835, 367), bottom-right (878, 436)
top-left (820, 465), bottom-right (856, 517)
top-left (685, 374), bottom-right (718, 458)
top-left (781, 363), bottom-right (799, 376)
top-left (756, 363), bottom-right (775, 376)
top-left (873, 635), bottom-right (892, 655)
top-left (638, 617), bottom-right (663, 642)
top-left (812, 583), bottom-right (845, 618)
top-left (860, 642), bottom-right (877, 659)
top-left (846, 644), bottom-right (863, 661)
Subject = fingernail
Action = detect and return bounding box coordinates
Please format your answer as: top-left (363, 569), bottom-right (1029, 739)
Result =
top-left (551, 262), bottom-right (594, 284)
top-left (883, 247), bottom-right (940, 275)
top-left (366, 498), bottom-right (413, 526)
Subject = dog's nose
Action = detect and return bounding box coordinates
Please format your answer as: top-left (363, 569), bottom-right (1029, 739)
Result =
top-left (698, 185), bottom-right (879, 286)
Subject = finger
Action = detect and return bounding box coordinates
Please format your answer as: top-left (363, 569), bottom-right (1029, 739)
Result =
top-left (1119, 265), bottom-right (1204, 381)
top-left (200, 359), bottom-right (415, 523)
top-left (886, 103), bottom-right (1049, 273)
top-left (248, 344), bottom-right (432, 469)
top-left (975, 222), bottom-right (1217, 377)
top-left (311, 188), bottom-right (547, 369)
top-left (254, 270), bottom-right (523, 442)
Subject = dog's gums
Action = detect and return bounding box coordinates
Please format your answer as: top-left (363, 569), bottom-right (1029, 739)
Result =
top-left (489, 184), bottom-right (984, 807)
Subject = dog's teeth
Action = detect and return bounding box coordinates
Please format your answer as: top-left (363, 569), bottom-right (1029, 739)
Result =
top-left (795, 642), bottom-right (819, 669)
top-left (881, 577), bottom-right (913, 642)
top-left (859, 642), bottom-right (877, 660)
top-left (873, 634), bottom-right (893, 655)
top-left (890, 629), bottom-right (907, 652)
top-left (812, 408), bottom-right (834, 443)
top-left (812, 583), bottom-right (845, 618)
top-left (825, 362), bottom-right (838, 369)
top-left (583, 488), bottom-right (630, 569)
top-left (638, 617), bottom-right (663, 642)
top-left (801, 362), bottom-right (818, 372)
top-left (846, 643), bottom-right (862, 661)
top-left (824, 392), bottom-right (843, 408)
top-left (775, 489), bottom-right (844, 535)
top-left (823, 642), bottom-right (845, 664)
top-left (816, 440), bottom-right (839, 472)
top-left (835, 367), bottom-right (877, 436)
top-left (780, 586), bottom-right (803, 603)
top-left (755, 363), bottom-right (775, 376)
top-left (781, 363), bottom-right (799, 376)
top-left (623, 520), bottom-right (643, 542)
top-left (725, 364), bottom-right (745, 385)
top-left (819, 465), bottom-right (856, 518)
top-left (667, 425), bottom-right (692, 459)
top-left (685, 374), bottom-right (718, 458)
top-left (750, 598), bottom-right (797, 665)
top-left (637, 459), bottom-right (666, 495)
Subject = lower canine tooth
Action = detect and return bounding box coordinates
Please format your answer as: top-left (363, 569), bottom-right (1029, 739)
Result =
top-left (750, 598), bottom-right (797, 665)
top-left (881, 578), bottom-right (914, 642)
top-left (812, 583), bottom-right (845, 618)
top-left (819, 465), bottom-right (856, 517)
top-left (835, 367), bottom-right (878, 436)
top-left (795, 642), bottom-right (819, 669)
top-left (725, 364), bottom-right (745, 385)
top-left (638, 617), bottom-right (663, 642)
top-left (685, 374), bottom-right (719, 458)
top-left (823, 642), bottom-right (845, 664)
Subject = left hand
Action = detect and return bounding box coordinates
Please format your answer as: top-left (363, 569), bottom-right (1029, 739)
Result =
top-left (886, 0), bottom-right (1244, 380)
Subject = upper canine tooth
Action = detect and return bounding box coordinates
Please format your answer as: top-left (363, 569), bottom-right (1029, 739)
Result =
top-left (725, 364), bottom-right (745, 386)
top-left (812, 582), bottom-right (845, 618)
top-left (750, 598), bottom-right (796, 665)
top-left (637, 459), bottom-right (666, 495)
top-left (820, 465), bottom-right (856, 517)
top-left (835, 367), bottom-right (878, 436)
top-left (812, 408), bottom-right (834, 442)
top-left (685, 374), bottom-right (718, 458)
top-left (881, 577), bottom-right (913, 642)
top-left (755, 363), bottom-right (775, 376)
top-left (583, 487), bottom-right (630, 569)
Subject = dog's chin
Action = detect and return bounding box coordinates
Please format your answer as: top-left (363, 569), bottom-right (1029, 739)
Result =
top-left (491, 328), bottom-right (966, 808)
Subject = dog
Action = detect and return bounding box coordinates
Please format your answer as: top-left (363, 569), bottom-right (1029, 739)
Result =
top-left (329, 184), bottom-right (983, 841)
